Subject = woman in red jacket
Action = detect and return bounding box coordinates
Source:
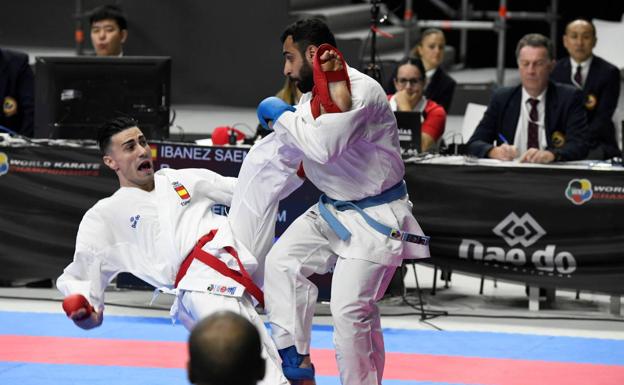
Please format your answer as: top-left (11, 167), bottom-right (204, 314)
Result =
top-left (388, 57), bottom-right (446, 152)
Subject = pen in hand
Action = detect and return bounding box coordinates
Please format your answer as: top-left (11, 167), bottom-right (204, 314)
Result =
top-left (497, 133), bottom-right (509, 144)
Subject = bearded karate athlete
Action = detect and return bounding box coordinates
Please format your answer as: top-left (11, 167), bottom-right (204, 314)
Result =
top-left (255, 18), bottom-right (431, 385)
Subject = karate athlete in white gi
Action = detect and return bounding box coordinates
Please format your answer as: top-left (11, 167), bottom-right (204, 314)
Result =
top-left (56, 116), bottom-right (303, 385)
top-left (256, 19), bottom-right (431, 385)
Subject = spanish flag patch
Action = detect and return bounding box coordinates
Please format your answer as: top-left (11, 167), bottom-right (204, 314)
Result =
top-left (173, 182), bottom-right (190, 200)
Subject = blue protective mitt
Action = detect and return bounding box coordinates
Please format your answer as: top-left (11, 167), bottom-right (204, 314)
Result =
top-left (257, 96), bottom-right (296, 130)
top-left (278, 346), bottom-right (315, 380)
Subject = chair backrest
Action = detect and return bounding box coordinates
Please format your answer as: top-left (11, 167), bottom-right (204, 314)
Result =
top-left (447, 82), bottom-right (495, 115)
top-left (461, 103), bottom-right (487, 143)
top-left (593, 18), bottom-right (624, 70)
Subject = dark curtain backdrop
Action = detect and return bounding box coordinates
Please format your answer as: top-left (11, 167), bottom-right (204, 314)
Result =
top-left (0, 0), bottom-right (289, 106)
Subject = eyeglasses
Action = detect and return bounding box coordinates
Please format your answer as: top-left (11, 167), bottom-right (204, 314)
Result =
top-left (396, 77), bottom-right (423, 86)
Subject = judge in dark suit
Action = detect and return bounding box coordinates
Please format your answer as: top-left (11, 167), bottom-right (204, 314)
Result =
top-left (0, 48), bottom-right (34, 137)
top-left (551, 19), bottom-right (621, 159)
top-left (467, 33), bottom-right (589, 163)
top-left (410, 28), bottom-right (456, 112)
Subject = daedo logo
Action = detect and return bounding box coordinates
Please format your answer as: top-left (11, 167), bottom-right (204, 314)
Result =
top-left (459, 212), bottom-right (576, 275)
top-left (492, 212), bottom-right (545, 247)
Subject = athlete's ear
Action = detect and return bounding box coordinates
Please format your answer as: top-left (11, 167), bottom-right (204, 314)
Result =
top-left (305, 44), bottom-right (317, 63)
top-left (103, 154), bottom-right (117, 172)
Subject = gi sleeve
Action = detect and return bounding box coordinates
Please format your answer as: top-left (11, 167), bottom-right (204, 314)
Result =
top-left (56, 210), bottom-right (120, 311)
top-left (273, 101), bottom-right (372, 164)
top-left (192, 169), bottom-right (237, 206)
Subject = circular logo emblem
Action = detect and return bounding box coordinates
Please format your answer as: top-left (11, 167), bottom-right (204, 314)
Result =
top-left (585, 94), bottom-right (597, 111)
top-left (565, 178), bottom-right (593, 205)
top-left (2, 96), bottom-right (17, 117)
top-left (0, 152), bottom-right (8, 176)
top-left (551, 131), bottom-right (565, 148)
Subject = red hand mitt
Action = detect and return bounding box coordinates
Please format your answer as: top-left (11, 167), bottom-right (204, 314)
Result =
top-left (310, 43), bottom-right (351, 119)
top-left (62, 294), bottom-right (94, 319)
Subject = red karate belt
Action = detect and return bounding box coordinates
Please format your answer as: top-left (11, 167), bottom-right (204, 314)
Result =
top-left (310, 43), bottom-right (351, 119)
top-left (174, 229), bottom-right (264, 308)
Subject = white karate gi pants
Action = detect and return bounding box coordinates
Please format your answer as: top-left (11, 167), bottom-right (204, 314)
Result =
top-left (174, 134), bottom-right (303, 385)
top-left (265, 209), bottom-right (397, 385)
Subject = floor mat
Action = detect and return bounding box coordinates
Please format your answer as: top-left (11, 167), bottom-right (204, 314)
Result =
top-left (1, 310), bottom-right (623, 385)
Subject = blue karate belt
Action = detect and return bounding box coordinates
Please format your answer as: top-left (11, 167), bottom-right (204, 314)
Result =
top-left (317, 181), bottom-right (430, 245)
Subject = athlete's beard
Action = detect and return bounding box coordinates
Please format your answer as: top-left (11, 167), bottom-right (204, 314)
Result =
top-left (295, 60), bottom-right (314, 93)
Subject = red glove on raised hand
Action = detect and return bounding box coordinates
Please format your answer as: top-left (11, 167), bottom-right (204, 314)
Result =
top-left (62, 294), bottom-right (94, 321)
top-left (310, 43), bottom-right (351, 119)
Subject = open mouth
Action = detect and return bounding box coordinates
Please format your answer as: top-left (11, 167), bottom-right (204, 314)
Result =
top-left (137, 160), bottom-right (152, 172)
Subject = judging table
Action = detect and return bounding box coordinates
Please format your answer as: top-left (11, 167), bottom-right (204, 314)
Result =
top-left (1, 139), bottom-right (623, 304)
top-left (405, 155), bottom-right (624, 298)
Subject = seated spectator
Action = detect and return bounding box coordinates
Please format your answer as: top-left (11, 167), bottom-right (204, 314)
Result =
top-left (0, 47), bottom-right (34, 137)
top-left (467, 33), bottom-right (589, 163)
top-left (551, 19), bottom-right (621, 159)
top-left (410, 28), bottom-right (456, 112)
top-left (89, 4), bottom-right (128, 57)
top-left (388, 57), bottom-right (446, 152)
top-left (188, 311), bottom-right (265, 385)
top-left (275, 77), bottom-right (302, 106)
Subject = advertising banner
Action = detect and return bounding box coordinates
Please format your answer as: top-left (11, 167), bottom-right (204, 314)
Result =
top-left (0, 142), bottom-right (319, 281)
top-left (405, 163), bottom-right (624, 294)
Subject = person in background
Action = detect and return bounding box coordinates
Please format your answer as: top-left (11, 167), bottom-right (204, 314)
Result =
top-left (410, 28), bottom-right (456, 112)
top-left (188, 311), bottom-right (265, 385)
top-left (255, 78), bottom-right (303, 140)
top-left (550, 18), bottom-right (621, 159)
top-left (467, 33), bottom-right (589, 163)
top-left (388, 57), bottom-right (446, 152)
top-left (0, 47), bottom-right (34, 137)
top-left (89, 4), bottom-right (128, 57)
top-left (276, 77), bottom-right (302, 106)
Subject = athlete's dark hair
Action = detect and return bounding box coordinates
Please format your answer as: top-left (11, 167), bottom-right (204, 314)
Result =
top-left (98, 116), bottom-right (138, 154)
top-left (280, 18), bottom-right (337, 55)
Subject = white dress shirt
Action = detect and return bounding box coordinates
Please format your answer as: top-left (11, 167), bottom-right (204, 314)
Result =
top-left (569, 56), bottom-right (592, 88)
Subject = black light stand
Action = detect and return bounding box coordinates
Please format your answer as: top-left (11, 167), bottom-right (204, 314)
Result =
top-left (364, 0), bottom-right (382, 83)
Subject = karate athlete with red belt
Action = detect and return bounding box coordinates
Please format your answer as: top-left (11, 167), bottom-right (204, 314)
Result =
top-left (57, 116), bottom-right (304, 385)
top-left (255, 19), bottom-right (431, 385)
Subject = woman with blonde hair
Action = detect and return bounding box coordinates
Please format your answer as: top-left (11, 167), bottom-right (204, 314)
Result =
top-left (411, 28), bottom-right (456, 111)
